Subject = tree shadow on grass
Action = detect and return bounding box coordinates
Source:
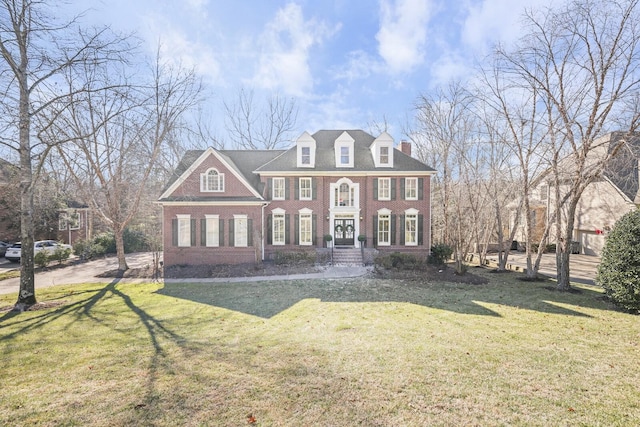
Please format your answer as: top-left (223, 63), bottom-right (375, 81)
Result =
top-left (156, 274), bottom-right (605, 319)
top-left (0, 279), bottom-right (189, 423)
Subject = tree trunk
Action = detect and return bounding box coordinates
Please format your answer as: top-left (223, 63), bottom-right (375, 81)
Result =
top-left (114, 228), bottom-right (128, 271)
top-left (556, 199), bottom-right (578, 291)
top-left (16, 74), bottom-right (36, 308)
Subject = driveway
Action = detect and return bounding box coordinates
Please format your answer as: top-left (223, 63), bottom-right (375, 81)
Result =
top-left (0, 253), bottom-right (155, 295)
top-left (486, 252), bottom-right (600, 284)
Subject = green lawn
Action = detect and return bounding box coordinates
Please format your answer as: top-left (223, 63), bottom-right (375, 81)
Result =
top-left (0, 270), bottom-right (638, 426)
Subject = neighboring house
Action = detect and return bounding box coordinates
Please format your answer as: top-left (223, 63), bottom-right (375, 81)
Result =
top-left (514, 132), bottom-right (639, 256)
top-left (0, 158), bottom-right (18, 241)
top-left (57, 201), bottom-right (92, 246)
top-left (158, 130), bottom-right (436, 266)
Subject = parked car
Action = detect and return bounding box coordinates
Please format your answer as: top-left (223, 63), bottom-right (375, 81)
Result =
top-left (5, 240), bottom-right (72, 263)
top-left (0, 241), bottom-right (10, 257)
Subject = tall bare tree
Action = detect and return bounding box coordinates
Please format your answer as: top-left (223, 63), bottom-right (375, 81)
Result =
top-left (224, 88), bottom-right (298, 149)
top-left (50, 50), bottom-right (202, 271)
top-left (496, 0), bottom-right (640, 290)
top-left (0, 0), bottom-right (130, 308)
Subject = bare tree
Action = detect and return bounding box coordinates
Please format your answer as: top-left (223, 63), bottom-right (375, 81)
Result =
top-left (0, 0), bottom-right (130, 308)
top-left (412, 82), bottom-right (483, 273)
top-left (51, 49), bottom-right (202, 271)
top-left (224, 88), bottom-right (298, 149)
top-left (496, 0), bottom-right (640, 290)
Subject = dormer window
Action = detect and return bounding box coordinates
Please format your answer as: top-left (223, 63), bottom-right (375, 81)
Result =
top-left (340, 147), bottom-right (350, 165)
top-left (296, 131), bottom-right (316, 168)
top-left (380, 146), bottom-right (389, 165)
top-left (371, 132), bottom-right (394, 167)
top-left (334, 131), bottom-right (355, 168)
top-left (301, 147), bottom-right (311, 165)
top-left (200, 168), bottom-right (224, 192)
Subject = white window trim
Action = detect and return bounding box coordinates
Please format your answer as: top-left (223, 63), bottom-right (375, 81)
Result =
top-left (299, 177), bottom-right (312, 200)
top-left (296, 132), bottom-right (316, 168)
top-left (205, 214), bottom-right (219, 247)
top-left (404, 208), bottom-right (419, 246)
top-left (299, 208), bottom-right (313, 246)
top-left (272, 177), bottom-right (286, 200)
top-left (177, 214), bottom-right (191, 247)
top-left (272, 208), bottom-right (286, 246)
top-left (378, 178), bottom-right (391, 201)
top-left (334, 132), bottom-right (355, 168)
top-left (200, 168), bottom-right (225, 192)
top-left (405, 177), bottom-right (418, 201)
top-left (377, 208), bottom-right (392, 246)
top-left (234, 214), bottom-right (248, 247)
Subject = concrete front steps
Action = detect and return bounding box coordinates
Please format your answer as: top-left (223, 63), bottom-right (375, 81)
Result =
top-left (332, 247), bottom-right (363, 266)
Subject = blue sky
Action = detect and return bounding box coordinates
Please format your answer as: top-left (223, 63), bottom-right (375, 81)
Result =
top-left (69, 0), bottom-right (550, 146)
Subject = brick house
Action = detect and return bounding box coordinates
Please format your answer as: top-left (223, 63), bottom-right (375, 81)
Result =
top-left (158, 130), bottom-right (436, 266)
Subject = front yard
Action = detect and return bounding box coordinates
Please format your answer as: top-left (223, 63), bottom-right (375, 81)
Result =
top-left (0, 268), bottom-right (638, 426)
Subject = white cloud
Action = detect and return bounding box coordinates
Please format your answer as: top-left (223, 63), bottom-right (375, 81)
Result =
top-left (144, 16), bottom-right (222, 84)
top-left (250, 3), bottom-right (338, 97)
top-left (376, 0), bottom-right (433, 74)
top-left (462, 0), bottom-right (550, 52)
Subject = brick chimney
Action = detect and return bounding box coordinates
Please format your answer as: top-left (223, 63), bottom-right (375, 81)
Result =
top-left (400, 140), bottom-right (411, 156)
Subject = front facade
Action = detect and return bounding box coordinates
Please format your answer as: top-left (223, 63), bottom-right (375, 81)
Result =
top-left (158, 130), bottom-right (436, 266)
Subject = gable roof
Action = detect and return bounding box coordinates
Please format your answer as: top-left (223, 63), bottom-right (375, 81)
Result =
top-left (255, 129), bottom-right (436, 174)
top-left (159, 148), bottom-right (284, 201)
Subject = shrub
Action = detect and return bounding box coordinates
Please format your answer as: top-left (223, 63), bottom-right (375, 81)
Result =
top-left (274, 251), bottom-right (315, 265)
top-left (596, 210), bottom-right (640, 313)
top-left (34, 251), bottom-right (49, 268)
top-left (375, 252), bottom-right (421, 270)
top-left (428, 243), bottom-right (453, 265)
top-left (51, 246), bottom-right (71, 265)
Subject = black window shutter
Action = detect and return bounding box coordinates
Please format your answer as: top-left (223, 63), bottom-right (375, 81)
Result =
top-left (200, 218), bottom-right (207, 245)
top-left (391, 178), bottom-right (397, 200)
top-left (285, 178), bottom-right (290, 200)
top-left (399, 215), bottom-right (405, 245)
top-left (229, 219), bottom-right (235, 247)
top-left (267, 215), bottom-right (273, 245)
top-left (247, 219), bottom-right (253, 246)
top-left (312, 178), bottom-right (317, 200)
top-left (219, 219), bottom-right (225, 246)
top-left (294, 214), bottom-right (299, 245)
top-left (400, 178), bottom-right (406, 200)
top-left (190, 219), bottom-right (197, 246)
top-left (373, 215), bottom-right (378, 247)
top-left (418, 214), bottom-right (424, 246)
top-left (373, 178), bottom-right (378, 200)
top-left (285, 214), bottom-right (290, 244)
top-left (172, 219), bottom-right (178, 246)
top-left (418, 178), bottom-right (424, 200)
top-left (294, 179), bottom-right (299, 200)
top-left (312, 214), bottom-right (317, 246)
top-left (267, 178), bottom-right (272, 199)
top-left (391, 214), bottom-right (396, 245)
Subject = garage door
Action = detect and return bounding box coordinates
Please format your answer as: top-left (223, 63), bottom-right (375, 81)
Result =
top-left (579, 231), bottom-right (605, 256)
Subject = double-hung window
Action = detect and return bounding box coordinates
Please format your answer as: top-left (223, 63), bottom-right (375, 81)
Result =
top-left (378, 178), bottom-right (391, 200)
top-left (340, 146), bottom-right (350, 165)
top-left (272, 178), bottom-right (285, 200)
top-left (301, 147), bottom-right (311, 165)
top-left (405, 178), bottom-right (418, 200)
top-left (299, 177), bottom-right (312, 200)
top-left (380, 146), bottom-right (389, 165)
